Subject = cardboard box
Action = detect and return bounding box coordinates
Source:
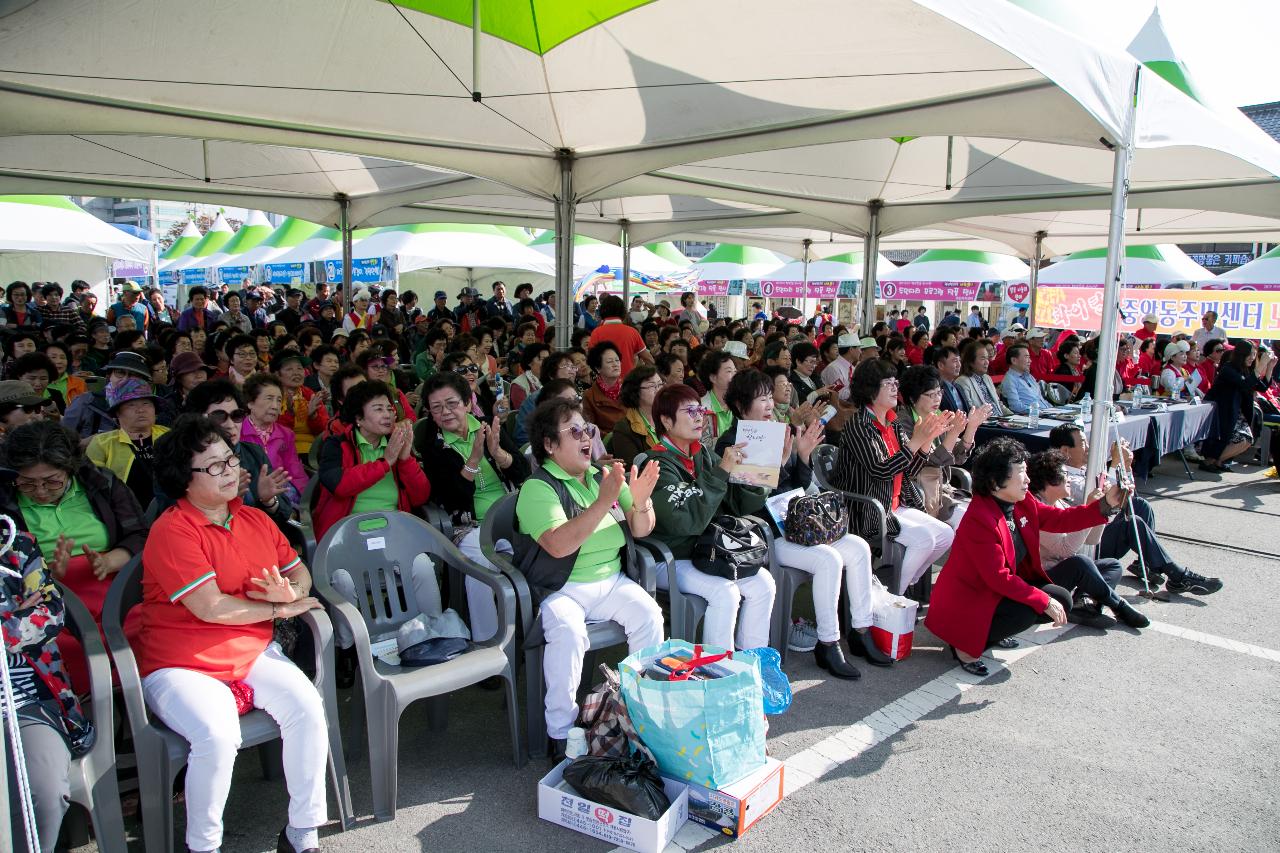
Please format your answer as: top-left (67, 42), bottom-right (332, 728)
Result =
top-left (663, 756), bottom-right (784, 839)
top-left (537, 760), bottom-right (689, 853)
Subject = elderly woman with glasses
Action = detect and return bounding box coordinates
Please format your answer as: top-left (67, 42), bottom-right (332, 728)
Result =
top-left (837, 358), bottom-right (955, 595)
top-left (240, 373), bottom-right (309, 502)
top-left (440, 350), bottom-right (497, 421)
top-left (516, 396), bottom-right (663, 758)
top-left (0, 420), bottom-right (147, 691)
top-left (715, 370), bottom-right (886, 678)
top-left (138, 415), bottom-right (328, 853)
top-left (608, 365), bottom-right (665, 465)
top-left (646, 383), bottom-right (776, 651)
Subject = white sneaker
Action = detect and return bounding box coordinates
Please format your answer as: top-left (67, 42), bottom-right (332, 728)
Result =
top-left (787, 618), bottom-right (819, 653)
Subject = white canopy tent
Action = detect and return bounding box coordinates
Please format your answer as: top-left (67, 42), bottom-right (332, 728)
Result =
top-left (232, 217), bottom-right (325, 268)
top-left (0, 195), bottom-right (151, 262)
top-left (161, 213), bottom-right (234, 272)
top-left (879, 249), bottom-right (1030, 283)
top-left (529, 232), bottom-right (683, 278)
top-left (1026, 244), bottom-right (1214, 288)
top-left (198, 210), bottom-right (274, 273)
top-left (329, 223), bottom-right (555, 276)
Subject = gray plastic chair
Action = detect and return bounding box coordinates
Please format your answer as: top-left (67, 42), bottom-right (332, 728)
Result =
top-left (60, 583), bottom-right (127, 853)
top-left (812, 443), bottom-right (910, 593)
top-left (479, 492), bottom-right (659, 759)
top-left (310, 511), bottom-right (521, 820)
top-left (102, 556), bottom-right (354, 853)
top-left (298, 473), bottom-right (320, 564)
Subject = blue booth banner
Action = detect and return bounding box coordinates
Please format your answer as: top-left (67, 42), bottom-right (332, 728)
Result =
top-left (265, 262), bottom-right (308, 285)
top-left (218, 266), bottom-right (252, 286)
top-left (179, 267), bottom-right (209, 286)
top-left (323, 257), bottom-right (384, 284)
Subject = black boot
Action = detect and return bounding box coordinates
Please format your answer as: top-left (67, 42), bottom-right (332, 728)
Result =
top-left (1111, 599), bottom-right (1150, 629)
top-left (814, 641), bottom-right (861, 680)
top-left (846, 628), bottom-right (894, 667)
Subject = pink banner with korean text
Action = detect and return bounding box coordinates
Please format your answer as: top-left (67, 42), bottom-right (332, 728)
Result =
top-left (696, 279), bottom-right (744, 297)
top-left (874, 281), bottom-right (1003, 301)
top-left (749, 280), bottom-right (854, 299)
top-left (1034, 286), bottom-right (1280, 340)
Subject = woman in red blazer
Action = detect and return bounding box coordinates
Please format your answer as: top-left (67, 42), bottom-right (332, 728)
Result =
top-left (925, 437), bottom-right (1128, 675)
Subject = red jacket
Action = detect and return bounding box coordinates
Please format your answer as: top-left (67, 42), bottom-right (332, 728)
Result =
top-left (312, 422), bottom-right (431, 539)
top-left (925, 493), bottom-right (1106, 657)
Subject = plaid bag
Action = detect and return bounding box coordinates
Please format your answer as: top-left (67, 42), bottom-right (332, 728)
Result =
top-left (577, 664), bottom-right (655, 762)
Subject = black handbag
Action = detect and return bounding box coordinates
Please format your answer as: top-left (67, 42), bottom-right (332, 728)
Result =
top-left (692, 516), bottom-right (767, 580)
top-left (783, 491), bottom-right (848, 546)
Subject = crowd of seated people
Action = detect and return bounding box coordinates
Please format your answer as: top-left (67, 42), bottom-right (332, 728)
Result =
top-left (0, 279), bottom-right (1266, 850)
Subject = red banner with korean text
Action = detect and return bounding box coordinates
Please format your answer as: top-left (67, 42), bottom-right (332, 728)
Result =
top-left (1034, 287), bottom-right (1280, 339)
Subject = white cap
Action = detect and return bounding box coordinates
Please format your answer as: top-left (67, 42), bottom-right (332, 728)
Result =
top-left (1008, 323), bottom-right (1026, 333)
top-left (723, 340), bottom-right (749, 359)
top-left (1142, 313), bottom-right (1158, 323)
top-left (1026, 328), bottom-right (1047, 339)
top-left (1164, 340), bottom-right (1190, 361)
top-left (837, 333), bottom-right (859, 348)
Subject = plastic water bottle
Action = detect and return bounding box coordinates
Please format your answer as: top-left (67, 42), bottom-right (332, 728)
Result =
top-left (565, 727), bottom-right (588, 760)
top-left (1028, 400), bottom-right (1041, 428)
top-left (1079, 391), bottom-right (1092, 418)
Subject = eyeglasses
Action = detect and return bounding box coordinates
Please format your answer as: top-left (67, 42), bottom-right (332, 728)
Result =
top-left (14, 473), bottom-right (68, 494)
top-left (206, 408), bottom-right (248, 425)
top-left (559, 423), bottom-right (598, 441)
top-left (191, 455), bottom-right (242, 477)
top-left (641, 381), bottom-right (665, 392)
top-left (679, 405), bottom-right (709, 421)
top-left (455, 364), bottom-right (479, 375)
top-left (428, 398), bottom-right (465, 415)
top-left (367, 359), bottom-right (391, 370)
top-left (880, 379), bottom-right (900, 389)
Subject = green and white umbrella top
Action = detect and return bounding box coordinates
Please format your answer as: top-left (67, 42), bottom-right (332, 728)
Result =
top-left (233, 217), bottom-right (325, 267)
top-left (689, 244), bottom-right (791, 281)
top-left (201, 210), bottom-right (274, 270)
top-left (160, 221), bottom-right (202, 261)
top-left (1027, 244), bottom-right (1214, 287)
top-left (164, 214), bottom-right (235, 271)
top-left (879, 249), bottom-right (1030, 283)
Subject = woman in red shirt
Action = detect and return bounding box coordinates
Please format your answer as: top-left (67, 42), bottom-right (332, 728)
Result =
top-left (139, 416), bottom-right (328, 853)
top-left (925, 437), bottom-right (1128, 675)
top-left (1194, 339), bottom-right (1228, 395)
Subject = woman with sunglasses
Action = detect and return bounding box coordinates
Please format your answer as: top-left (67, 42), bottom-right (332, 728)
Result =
top-left (517, 396), bottom-right (663, 758)
top-left (609, 365), bottom-right (665, 466)
top-left (513, 353), bottom-right (579, 446)
top-left (837, 358), bottom-right (955, 595)
top-left (717, 369), bottom-right (886, 678)
top-left (138, 415), bottom-right (328, 853)
top-left (647, 383), bottom-right (776, 652)
top-left (355, 347), bottom-right (417, 423)
top-left (440, 350), bottom-right (496, 420)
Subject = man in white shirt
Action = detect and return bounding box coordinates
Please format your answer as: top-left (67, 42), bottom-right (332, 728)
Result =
top-left (1191, 310), bottom-right (1226, 350)
top-left (820, 333), bottom-right (859, 402)
top-left (999, 343), bottom-right (1051, 415)
top-left (966, 305), bottom-right (983, 329)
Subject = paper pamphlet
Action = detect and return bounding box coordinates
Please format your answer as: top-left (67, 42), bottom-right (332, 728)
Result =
top-left (729, 420), bottom-right (787, 488)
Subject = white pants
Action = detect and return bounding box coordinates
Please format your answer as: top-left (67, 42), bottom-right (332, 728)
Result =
top-left (331, 554), bottom-right (439, 648)
top-left (142, 643), bottom-right (328, 851)
top-left (541, 573), bottom-right (664, 739)
top-left (459, 527), bottom-right (511, 643)
top-left (658, 560), bottom-right (776, 652)
top-left (773, 534), bottom-right (874, 642)
top-left (892, 506), bottom-right (955, 595)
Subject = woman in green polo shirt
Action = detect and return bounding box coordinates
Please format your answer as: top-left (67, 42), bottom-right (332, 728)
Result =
top-left (515, 397), bottom-right (664, 757)
top-left (698, 350), bottom-right (736, 441)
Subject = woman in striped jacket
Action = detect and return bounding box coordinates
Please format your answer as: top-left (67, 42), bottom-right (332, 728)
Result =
top-left (835, 358), bottom-right (955, 595)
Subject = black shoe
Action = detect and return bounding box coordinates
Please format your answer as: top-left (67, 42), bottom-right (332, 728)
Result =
top-left (1068, 594), bottom-right (1114, 629)
top-left (1198, 461), bottom-right (1228, 473)
top-left (1165, 570), bottom-right (1223, 595)
top-left (335, 646), bottom-right (356, 690)
top-left (846, 629), bottom-right (894, 667)
top-left (278, 829), bottom-right (318, 853)
top-left (1125, 560), bottom-right (1166, 588)
top-left (548, 737), bottom-right (568, 765)
top-left (815, 640), bottom-right (862, 680)
top-left (1110, 599), bottom-right (1150, 629)
top-left (949, 646), bottom-right (988, 677)
top-left (996, 637), bottom-right (1020, 649)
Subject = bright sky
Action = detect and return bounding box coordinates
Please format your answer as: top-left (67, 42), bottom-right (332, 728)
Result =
top-left (1040, 0), bottom-right (1280, 107)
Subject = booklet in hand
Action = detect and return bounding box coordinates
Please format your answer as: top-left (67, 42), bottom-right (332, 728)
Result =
top-left (728, 420), bottom-right (787, 488)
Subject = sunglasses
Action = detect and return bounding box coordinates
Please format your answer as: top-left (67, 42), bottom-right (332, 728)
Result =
top-left (679, 405), bottom-right (709, 421)
top-left (207, 408), bottom-right (248, 425)
top-left (559, 422), bottom-right (598, 441)
top-left (455, 364), bottom-right (480, 375)
top-left (368, 357), bottom-right (394, 368)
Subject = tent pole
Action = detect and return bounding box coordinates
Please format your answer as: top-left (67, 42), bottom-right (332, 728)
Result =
top-left (1027, 230), bottom-right (1046, 329)
top-left (1085, 68), bottom-right (1140, 490)
top-left (471, 0), bottom-right (482, 102)
top-left (554, 150), bottom-right (576, 351)
top-left (338, 195), bottom-right (353, 311)
top-left (859, 201), bottom-right (882, 334)
top-left (620, 220), bottom-right (631, 313)
top-left (801, 238), bottom-right (812, 322)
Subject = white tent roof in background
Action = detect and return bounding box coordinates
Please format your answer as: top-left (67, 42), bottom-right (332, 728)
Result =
top-left (689, 244), bottom-right (792, 282)
top-left (529, 233), bottom-right (683, 277)
top-left (162, 213), bottom-right (234, 271)
top-left (268, 227), bottom-right (375, 266)
top-left (339, 224), bottom-right (555, 276)
top-left (232, 217), bottom-right (325, 267)
top-left (879, 249), bottom-right (1030, 282)
top-left (1023, 244), bottom-right (1214, 287)
top-left (0, 195), bottom-right (152, 262)
top-left (1206, 245), bottom-right (1280, 287)
top-left (763, 253), bottom-right (897, 283)
top-left (200, 209), bottom-right (273, 270)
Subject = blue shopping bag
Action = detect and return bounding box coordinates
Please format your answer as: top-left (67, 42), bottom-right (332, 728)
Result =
top-left (619, 640), bottom-right (767, 789)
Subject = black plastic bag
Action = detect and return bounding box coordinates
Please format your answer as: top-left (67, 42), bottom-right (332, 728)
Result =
top-left (398, 636), bottom-right (469, 667)
top-left (562, 752), bottom-right (671, 820)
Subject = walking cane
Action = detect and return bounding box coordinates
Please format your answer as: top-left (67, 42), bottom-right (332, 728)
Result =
top-left (0, 513), bottom-right (42, 853)
top-left (1105, 405), bottom-right (1169, 602)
